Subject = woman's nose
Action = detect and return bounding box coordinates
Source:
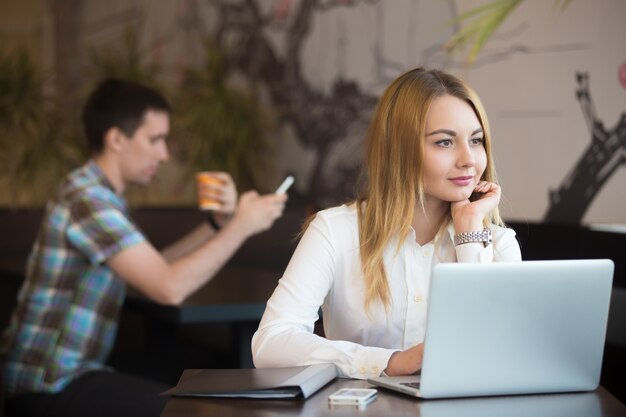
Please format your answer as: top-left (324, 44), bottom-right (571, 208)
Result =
top-left (457, 142), bottom-right (475, 167)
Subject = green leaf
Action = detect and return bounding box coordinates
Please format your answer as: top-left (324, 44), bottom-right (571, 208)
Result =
top-left (445, 0), bottom-right (574, 64)
top-left (445, 0), bottom-right (523, 63)
top-left (554, 0), bottom-right (573, 12)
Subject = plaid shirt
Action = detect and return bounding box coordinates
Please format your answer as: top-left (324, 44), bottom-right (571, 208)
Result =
top-left (0, 161), bottom-right (146, 396)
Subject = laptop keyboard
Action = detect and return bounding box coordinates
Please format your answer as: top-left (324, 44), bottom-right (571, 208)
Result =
top-left (401, 382), bottom-right (421, 389)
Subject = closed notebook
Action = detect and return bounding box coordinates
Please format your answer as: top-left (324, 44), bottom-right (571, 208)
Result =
top-left (161, 363), bottom-right (338, 399)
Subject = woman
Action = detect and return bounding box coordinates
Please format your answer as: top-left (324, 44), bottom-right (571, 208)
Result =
top-left (252, 68), bottom-right (522, 379)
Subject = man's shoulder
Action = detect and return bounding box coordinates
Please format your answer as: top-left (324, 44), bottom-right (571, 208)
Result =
top-left (58, 162), bottom-right (122, 211)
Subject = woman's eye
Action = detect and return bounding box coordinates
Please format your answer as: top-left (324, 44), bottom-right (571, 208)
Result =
top-left (471, 137), bottom-right (484, 146)
top-left (435, 139), bottom-right (453, 148)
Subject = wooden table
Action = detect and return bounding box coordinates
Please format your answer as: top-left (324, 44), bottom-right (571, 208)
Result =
top-left (124, 264), bottom-right (283, 368)
top-left (160, 370), bottom-right (626, 417)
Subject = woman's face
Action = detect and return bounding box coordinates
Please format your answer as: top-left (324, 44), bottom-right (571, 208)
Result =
top-left (422, 94), bottom-right (487, 206)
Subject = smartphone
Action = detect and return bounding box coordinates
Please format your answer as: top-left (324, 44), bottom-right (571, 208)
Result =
top-left (275, 175), bottom-right (294, 195)
top-left (328, 388), bottom-right (377, 406)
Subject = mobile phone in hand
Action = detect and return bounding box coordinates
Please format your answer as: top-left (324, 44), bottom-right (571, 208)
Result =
top-left (275, 175), bottom-right (294, 195)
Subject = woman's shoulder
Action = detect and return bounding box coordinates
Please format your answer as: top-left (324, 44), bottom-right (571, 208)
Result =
top-left (308, 204), bottom-right (359, 238)
top-left (307, 204), bottom-right (360, 252)
top-left (315, 203), bottom-right (358, 224)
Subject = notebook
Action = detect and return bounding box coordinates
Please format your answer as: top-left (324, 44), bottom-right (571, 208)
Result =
top-left (368, 259), bottom-right (614, 399)
top-left (161, 363), bottom-right (337, 399)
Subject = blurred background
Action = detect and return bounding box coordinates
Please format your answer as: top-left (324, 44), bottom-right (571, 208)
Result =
top-left (1, 0), bottom-right (625, 402)
top-left (0, 0), bottom-right (624, 224)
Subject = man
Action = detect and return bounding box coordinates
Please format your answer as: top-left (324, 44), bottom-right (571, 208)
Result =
top-left (0, 79), bottom-right (287, 417)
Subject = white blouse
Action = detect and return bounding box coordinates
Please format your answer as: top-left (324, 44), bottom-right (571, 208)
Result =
top-left (252, 204), bottom-right (522, 379)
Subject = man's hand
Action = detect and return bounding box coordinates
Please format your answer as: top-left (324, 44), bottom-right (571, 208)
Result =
top-left (228, 191), bottom-right (288, 238)
top-left (384, 343), bottom-right (424, 376)
top-left (196, 172), bottom-right (238, 214)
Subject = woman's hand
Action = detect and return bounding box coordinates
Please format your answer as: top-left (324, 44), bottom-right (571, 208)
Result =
top-left (451, 181), bottom-right (501, 232)
top-left (384, 344), bottom-right (424, 376)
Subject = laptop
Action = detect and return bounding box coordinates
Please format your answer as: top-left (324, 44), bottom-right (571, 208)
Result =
top-left (368, 259), bottom-right (614, 399)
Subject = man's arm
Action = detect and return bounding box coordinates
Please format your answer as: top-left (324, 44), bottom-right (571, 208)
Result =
top-left (160, 223), bottom-right (215, 262)
top-left (107, 191), bottom-right (287, 305)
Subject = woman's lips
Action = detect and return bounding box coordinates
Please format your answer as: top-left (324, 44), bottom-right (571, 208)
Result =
top-left (449, 176), bottom-right (473, 186)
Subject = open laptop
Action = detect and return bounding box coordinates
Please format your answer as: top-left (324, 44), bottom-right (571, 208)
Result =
top-left (368, 259), bottom-right (614, 399)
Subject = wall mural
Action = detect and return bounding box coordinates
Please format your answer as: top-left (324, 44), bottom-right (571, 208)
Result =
top-left (206, 0), bottom-right (625, 223)
top-left (544, 72), bottom-right (626, 223)
top-left (4, 0), bottom-right (623, 223)
top-left (207, 0), bottom-right (491, 208)
top-left (210, 0), bottom-right (382, 208)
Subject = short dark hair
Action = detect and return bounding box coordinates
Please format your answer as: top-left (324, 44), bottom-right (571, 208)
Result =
top-left (82, 78), bottom-right (171, 153)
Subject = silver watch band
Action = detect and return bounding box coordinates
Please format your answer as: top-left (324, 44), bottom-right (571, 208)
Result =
top-left (454, 227), bottom-right (493, 247)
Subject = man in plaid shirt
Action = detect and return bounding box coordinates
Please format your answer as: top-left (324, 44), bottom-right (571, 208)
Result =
top-left (0, 79), bottom-right (288, 417)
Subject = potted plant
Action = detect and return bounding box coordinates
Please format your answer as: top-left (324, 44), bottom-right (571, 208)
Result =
top-left (174, 41), bottom-right (273, 192)
top-left (0, 47), bottom-right (49, 208)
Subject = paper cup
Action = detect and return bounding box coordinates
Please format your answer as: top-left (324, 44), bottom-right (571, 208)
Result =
top-left (196, 172), bottom-right (224, 210)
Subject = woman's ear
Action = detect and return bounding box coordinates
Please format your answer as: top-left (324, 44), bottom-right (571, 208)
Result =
top-left (102, 127), bottom-right (126, 153)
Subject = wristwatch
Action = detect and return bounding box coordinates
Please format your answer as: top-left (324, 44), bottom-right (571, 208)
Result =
top-left (205, 211), bottom-right (221, 231)
top-left (454, 227), bottom-right (492, 247)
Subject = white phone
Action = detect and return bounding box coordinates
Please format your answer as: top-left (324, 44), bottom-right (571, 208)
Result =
top-left (328, 388), bottom-right (377, 406)
top-left (275, 175), bottom-right (294, 194)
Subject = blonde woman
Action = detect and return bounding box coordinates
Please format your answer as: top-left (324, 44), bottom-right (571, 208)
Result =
top-left (252, 68), bottom-right (522, 379)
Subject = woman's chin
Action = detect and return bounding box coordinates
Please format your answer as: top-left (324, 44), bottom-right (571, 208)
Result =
top-left (449, 190), bottom-right (474, 202)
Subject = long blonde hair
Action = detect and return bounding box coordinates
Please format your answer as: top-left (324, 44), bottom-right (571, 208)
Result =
top-left (357, 67), bottom-right (503, 312)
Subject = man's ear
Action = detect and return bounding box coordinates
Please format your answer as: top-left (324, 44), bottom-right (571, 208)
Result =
top-left (103, 127), bottom-right (127, 153)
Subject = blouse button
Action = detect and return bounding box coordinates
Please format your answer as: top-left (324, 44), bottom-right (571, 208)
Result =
top-left (360, 366), bottom-right (367, 374)
top-left (414, 295), bottom-right (423, 303)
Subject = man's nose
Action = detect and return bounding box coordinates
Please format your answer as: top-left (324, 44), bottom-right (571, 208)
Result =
top-left (158, 142), bottom-right (169, 161)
